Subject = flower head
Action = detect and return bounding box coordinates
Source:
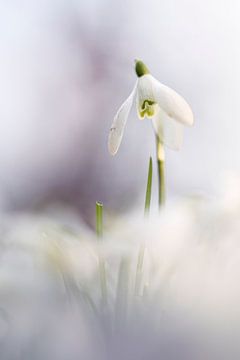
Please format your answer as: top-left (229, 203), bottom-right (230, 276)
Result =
top-left (108, 60), bottom-right (194, 155)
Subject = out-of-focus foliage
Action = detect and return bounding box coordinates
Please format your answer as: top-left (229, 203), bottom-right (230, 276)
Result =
top-left (0, 177), bottom-right (240, 359)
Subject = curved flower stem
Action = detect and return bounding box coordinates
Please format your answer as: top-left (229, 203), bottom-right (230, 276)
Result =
top-left (156, 136), bottom-right (165, 207)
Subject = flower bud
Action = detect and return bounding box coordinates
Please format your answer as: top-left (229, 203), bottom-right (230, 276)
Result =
top-left (135, 60), bottom-right (150, 77)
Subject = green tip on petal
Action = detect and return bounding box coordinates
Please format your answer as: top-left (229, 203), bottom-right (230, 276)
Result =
top-left (135, 60), bottom-right (150, 77)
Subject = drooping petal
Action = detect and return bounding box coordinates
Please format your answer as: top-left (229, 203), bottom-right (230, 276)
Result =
top-left (108, 83), bottom-right (137, 155)
top-left (152, 108), bottom-right (184, 150)
top-left (150, 75), bottom-right (194, 126)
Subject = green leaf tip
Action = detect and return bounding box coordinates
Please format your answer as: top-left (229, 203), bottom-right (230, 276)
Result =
top-left (96, 201), bottom-right (103, 208)
top-left (135, 59), bottom-right (150, 77)
top-left (96, 201), bottom-right (103, 238)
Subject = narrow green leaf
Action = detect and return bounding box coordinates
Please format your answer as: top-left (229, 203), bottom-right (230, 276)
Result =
top-left (95, 202), bottom-right (108, 307)
top-left (144, 157), bottom-right (153, 215)
top-left (156, 136), bottom-right (166, 207)
top-left (134, 157), bottom-right (153, 297)
top-left (96, 201), bottom-right (103, 238)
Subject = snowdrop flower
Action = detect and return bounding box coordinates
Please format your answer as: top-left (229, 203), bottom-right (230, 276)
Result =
top-left (108, 60), bottom-right (194, 155)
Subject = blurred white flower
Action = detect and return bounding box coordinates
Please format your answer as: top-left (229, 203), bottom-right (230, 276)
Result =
top-left (108, 60), bottom-right (194, 155)
top-left (2, 180), bottom-right (240, 359)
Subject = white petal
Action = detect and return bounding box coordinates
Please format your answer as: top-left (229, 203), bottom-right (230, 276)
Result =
top-left (108, 83), bottom-right (137, 155)
top-left (150, 75), bottom-right (194, 126)
top-left (152, 108), bottom-right (184, 150)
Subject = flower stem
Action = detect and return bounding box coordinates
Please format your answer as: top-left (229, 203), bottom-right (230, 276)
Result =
top-left (156, 136), bottom-right (165, 207)
top-left (96, 202), bottom-right (108, 307)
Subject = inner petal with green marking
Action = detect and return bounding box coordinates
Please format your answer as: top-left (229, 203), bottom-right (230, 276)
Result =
top-left (139, 100), bottom-right (158, 119)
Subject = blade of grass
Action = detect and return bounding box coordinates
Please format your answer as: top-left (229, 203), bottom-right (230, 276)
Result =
top-left (156, 136), bottom-right (165, 207)
top-left (96, 201), bottom-right (103, 237)
top-left (144, 156), bottom-right (153, 215)
top-left (135, 157), bottom-right (153, 296)
top-left (96, 202), bottom-right (108, 307)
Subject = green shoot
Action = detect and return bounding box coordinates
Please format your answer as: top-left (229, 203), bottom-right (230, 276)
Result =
top-left (144, 156), bottom-right (153, 215)
top-left (156, 136), bottom-right (165, 207)
top-left (96, 202), bottom-right (108, 307)
top-left (135, 156), bottom-right (153, 296)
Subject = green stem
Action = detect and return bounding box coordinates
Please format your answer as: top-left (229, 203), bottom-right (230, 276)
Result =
top-left (96, 201), bottom-right (103, 237)
top-left (134, 157), bottom-right (153, 296)
top-left (96, 202), bottom-right (108, 307)
top-left (156, 136), bottom-right (166, 207)
top-left (144, 157), bottom-right (153, 215)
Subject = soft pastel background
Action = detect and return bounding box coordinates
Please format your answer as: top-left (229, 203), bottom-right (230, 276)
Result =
top-left (0, 2), bottom-right (240, 359)
top-left (0, 0), bottom-right (239, 220)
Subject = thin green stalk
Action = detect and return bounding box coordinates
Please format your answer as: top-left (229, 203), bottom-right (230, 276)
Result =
top-left (96, 202), bottom-right (108, 307)
top-left (156, 136), bottom-right (166, 207)
top-left (96, 201), bottom-right (103, 237)
top-left (144, 157), bottom-right (153, 215)
top-left (134, 157), bottom-right (153, 296)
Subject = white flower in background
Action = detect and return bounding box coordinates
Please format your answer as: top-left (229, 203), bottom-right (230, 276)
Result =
top-left (1, 184), bottom-right (240, 359)
top-left (108, 60), bottom-right (194, 155)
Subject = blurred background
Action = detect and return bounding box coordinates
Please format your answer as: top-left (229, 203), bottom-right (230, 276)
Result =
top-left (1, 2), bottom-right (240, 359)
top-left (0, 0), bottom-right (239, 222)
